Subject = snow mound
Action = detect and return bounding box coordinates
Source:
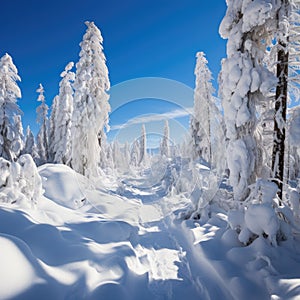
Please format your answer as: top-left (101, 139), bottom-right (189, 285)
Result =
top-left (0, 234), bottom-right (39, 299)
top-left (39, 163), bottom-right (90, 209)
top-left (0, 154), bottom-right (43, 207)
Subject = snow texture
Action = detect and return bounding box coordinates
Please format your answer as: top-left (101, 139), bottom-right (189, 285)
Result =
top-left (0, 163), bottom-right (298, 299)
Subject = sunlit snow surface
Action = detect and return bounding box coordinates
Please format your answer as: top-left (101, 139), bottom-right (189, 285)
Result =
top-left (0, 164), bottom-right (299, 299)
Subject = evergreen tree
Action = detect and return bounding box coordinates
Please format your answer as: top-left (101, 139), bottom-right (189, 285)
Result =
top-left (0, 53), bottom-right (23, 161)
top-left (71, 21), bottom-right (110, 177)
top-left (130, 139), bottom-right (140, 167)
top-left (99, 131), bottom-right (109, 169)
top-left (219, 1), bottom-right (279, 201)
top-left (123, 142), bottom-right (131, 168)
top-left (105, 143), bottom-right (115, 170)
top-left (48, 95), bottom-right (58, 162)
top-left (112, 140), bottom-right (122, 169)
top-left (139, 124), bottom-right (147, 165)
top-left (191, 52), bottom-right (214, 162)
top-left (286, 0), bottom-right (300, 98)
top-left (160, 120), bottom-right (170, 157)
top-left (36, 84), bottom-right (49, 165)
top-left (12, 114), bottom-right (24, 158)
top-left (52, 62), bottom-right (74, 165)
top-left (23, 126), bottom-right (39, 162)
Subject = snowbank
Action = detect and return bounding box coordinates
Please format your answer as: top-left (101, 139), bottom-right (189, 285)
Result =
top-left (0, 163), bottom-right (299, 299)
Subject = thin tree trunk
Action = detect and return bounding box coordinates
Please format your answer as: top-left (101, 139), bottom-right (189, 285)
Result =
top-left (272, 40), bottom-right (289, 202)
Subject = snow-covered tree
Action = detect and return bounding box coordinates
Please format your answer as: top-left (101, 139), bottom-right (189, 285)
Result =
top-left (36, 84), bottom-right (49, 165)
top-left (112, 140), bottom-right (123, 169)
top-left (12, 115), bottom-right (24, 158)
top-left (160, 120), bottom-right (170, 157)
top-left (0, 154), bottom-right (43, 206)
top-left (99, 131), bottom-right (110, 169)
top-left (139, 124), bottom-right (147, 165)
top-left (52, 62), bottom-right (74, 165)
top-left (287, 0), bottom-right (300, 98)
top-left (105, 143), bottom-right (115, 170)
top-left (48, 95), bottom-right (58, 162)
top-left (123, 142), bottom-right (131, 168)
top-left (0, 53), bottom-right (24, 161)
top-left (191, 52), bottom-right (215, 163)
top-left (71, 21), bottom-right (110, 177)
top-left (271, 0), bottom-right (300, 200)
top-left (289, 106), bottom-right (300, 148)
top-left (288, 106), bottom-right (300, 179)
top-left (219, 1), bottom-right (279, 201)
top-left (22, 126), bottom-right (39, 161)
top-left (17, 154), bottom-right (43, 206)
top-left (130, 139), bottom-right (140, 167)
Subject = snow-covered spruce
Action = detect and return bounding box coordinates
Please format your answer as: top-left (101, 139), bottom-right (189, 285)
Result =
top-left (288, 0), bottom-right (300, 99)
top-left (22, 126), bottom-right (39, 162)
top-left (0, 53), bottom-right (24, 161)
top-left (191, 52), bottom-right (215, 163)
top-left (191, 52), bottom-right (225, 175)
top-left (112, 140), bottom-right (121, 169)
top-left (219, 0), bottom-right (279, 201)
top-left (36, 84), bottom-right (49, 166)
top-left (289, 107), bottom-right (300, 147)
top-left (287, 106), bottom-right (300, 180)
top-left (48, 95), bottom-right (58, 162)
top-left (160, 120), bottom-right (170, 158)
top-left (50, 62), bottom-right (74, 165)
top-left (71, 21), bottom-right (110, 177)
top-left (130, 139), bottom-right (140, 167)
top-left (138, 124), bottom-right (147, 166)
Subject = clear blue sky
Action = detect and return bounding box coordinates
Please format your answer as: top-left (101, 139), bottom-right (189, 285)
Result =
top-left (0, 0), bottom-right (227, 145)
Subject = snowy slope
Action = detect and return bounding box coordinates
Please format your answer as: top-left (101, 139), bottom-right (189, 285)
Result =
top-left (0, 164), bottom-right (300, 299)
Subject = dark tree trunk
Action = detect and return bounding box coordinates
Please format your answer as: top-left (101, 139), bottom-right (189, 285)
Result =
top-left (272, 40), bottom-right (289, 202)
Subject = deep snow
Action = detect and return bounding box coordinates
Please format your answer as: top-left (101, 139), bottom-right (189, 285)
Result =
top-left (0, 163), bottom-right (300, 299)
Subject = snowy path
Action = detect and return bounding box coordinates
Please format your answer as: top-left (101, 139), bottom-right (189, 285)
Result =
top-left (113, 169), bottom-right (235, 300)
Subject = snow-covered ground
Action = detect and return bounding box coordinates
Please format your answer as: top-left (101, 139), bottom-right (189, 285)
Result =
top-left (0, 163), bottom-right (300, 299)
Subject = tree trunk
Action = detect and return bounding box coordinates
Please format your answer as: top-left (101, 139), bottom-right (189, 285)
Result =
top-left (272, 40), bottom-right (289, 202)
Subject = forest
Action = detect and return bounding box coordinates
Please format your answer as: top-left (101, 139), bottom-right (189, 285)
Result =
top-left (0, 1), bottom-right (300, 299)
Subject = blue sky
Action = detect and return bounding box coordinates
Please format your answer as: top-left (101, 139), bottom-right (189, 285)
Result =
top-left (0, 0), bottom-right (227, 146)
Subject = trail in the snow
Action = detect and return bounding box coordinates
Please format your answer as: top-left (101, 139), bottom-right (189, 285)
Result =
top-left (117, 169), bottom-right (234, 300)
